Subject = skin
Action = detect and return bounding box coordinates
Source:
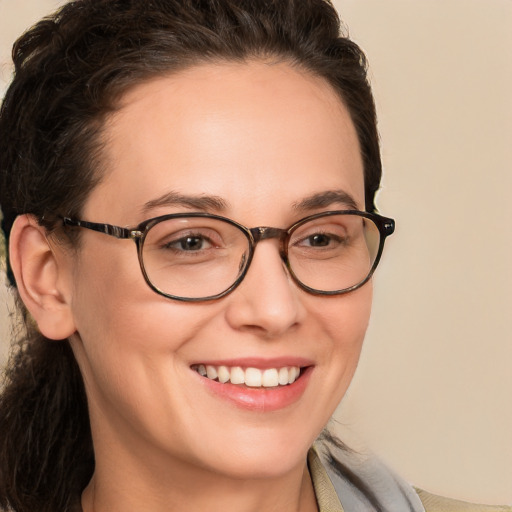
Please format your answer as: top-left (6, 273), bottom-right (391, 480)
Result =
top-left (11, 60), bottom-right (372, 512)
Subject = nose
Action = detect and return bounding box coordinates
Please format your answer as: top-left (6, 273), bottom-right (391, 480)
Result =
top-left (224, 240), bottom-right (304, 338)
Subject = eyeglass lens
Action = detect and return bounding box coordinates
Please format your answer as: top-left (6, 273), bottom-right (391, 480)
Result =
top-left (141, 213), bottom-right (381, 300)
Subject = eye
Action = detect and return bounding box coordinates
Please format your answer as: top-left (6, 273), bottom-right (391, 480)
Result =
top-left (301, 233), bottom-right (339, 248)
top-left (293, 229), bottom-right (346, 250)
top-left (163, 233), bottom-right (214, 252)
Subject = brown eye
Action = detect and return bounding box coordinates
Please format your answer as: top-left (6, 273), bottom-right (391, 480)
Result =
top-left (304, 233), bottom-right (336, 247)
top-left (164, 235), bottom-right (212, 252)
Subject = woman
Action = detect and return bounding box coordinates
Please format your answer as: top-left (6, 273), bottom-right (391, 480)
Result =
top-left (0, 1), bottom-right (508, 511)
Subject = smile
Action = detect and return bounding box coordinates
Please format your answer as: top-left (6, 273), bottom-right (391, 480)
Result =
top-left (193, 364), bottom-right (301, 388)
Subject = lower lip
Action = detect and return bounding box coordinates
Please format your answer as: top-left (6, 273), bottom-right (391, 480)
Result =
top-left (197, 367), bottom-right (313, 412)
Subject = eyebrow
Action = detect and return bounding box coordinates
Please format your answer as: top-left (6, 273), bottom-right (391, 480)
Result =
top-left (141, 191), bottom-right (229, 214)
top-left (292, 190), bottom-right (359, 212)
top-left (141, 188), bottom-right (359, 216)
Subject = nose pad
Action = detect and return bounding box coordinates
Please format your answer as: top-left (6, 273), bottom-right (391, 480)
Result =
top-left (224, 241), bottom-right (302, 338)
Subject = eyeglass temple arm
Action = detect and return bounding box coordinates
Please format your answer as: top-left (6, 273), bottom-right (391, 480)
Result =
top-left (62, 217), bottom-right (140, 240)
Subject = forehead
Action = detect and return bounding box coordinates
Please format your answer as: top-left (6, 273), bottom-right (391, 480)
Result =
top-left (86, 60), bottom-right (364, 223)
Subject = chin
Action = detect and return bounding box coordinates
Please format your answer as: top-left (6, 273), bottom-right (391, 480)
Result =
top-left (189, 428), bottom-right (316, 480)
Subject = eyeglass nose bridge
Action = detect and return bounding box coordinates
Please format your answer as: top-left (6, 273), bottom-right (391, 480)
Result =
top-left (248, 226), bottom-right (290, 263)
top-left (249, 226), bottom-right (286, 241)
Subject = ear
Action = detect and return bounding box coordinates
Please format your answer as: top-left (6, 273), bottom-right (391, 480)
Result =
top-left (9, 214), bottom-right (76, 340)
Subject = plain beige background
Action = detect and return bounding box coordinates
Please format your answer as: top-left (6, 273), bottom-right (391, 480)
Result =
top-left (1, 0), bottom-right (511, 505)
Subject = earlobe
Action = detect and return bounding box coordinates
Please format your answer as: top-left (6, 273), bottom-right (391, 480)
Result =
top-left (9, 214), bottom-right (76, 340)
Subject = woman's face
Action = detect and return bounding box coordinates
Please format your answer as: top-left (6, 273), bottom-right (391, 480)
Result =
top-left (67, 61), bottom-right (372, 480)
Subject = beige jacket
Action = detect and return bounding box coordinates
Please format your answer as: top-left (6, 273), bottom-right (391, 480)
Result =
top-left (415, 489), bottom-right (511, 512)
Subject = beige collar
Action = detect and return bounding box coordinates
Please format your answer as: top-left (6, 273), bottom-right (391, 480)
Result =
top-left (308, 448), bottom-right (344, 512)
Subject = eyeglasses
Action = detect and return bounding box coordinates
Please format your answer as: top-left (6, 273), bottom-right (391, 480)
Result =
top-left (62, 210), bottom-right (395, 302)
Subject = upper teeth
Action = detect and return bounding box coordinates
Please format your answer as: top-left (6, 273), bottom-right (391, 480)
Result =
top-left (195, 365), bottom-right (301, 387)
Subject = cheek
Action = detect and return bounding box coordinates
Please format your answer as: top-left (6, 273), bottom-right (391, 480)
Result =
top-left (316, 284), bottom-right (372, 392)
top-left (68, 266), bottom-right (224, 453)
top-left (67, 241), bottom-right (206, 403)
top-left (322, 283), bottom-right (372, 348)
top-left (69, 234), bottom-right (185, 349)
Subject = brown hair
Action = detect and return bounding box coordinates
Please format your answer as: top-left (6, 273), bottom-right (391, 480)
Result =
top-left (0, 1), bottom-right (381, 510)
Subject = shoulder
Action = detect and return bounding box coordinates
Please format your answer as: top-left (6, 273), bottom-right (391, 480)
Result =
top-left (312, 440), bottom-right (511, 512)
top-left (415, 488), bottom-right (512, 512)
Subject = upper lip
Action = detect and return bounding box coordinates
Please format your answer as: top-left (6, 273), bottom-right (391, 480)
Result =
top-left (189, 357), bottom-right (314, 369)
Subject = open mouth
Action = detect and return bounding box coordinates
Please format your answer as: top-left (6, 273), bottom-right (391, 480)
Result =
top-left (192, 364), bottom-right (303, 388)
